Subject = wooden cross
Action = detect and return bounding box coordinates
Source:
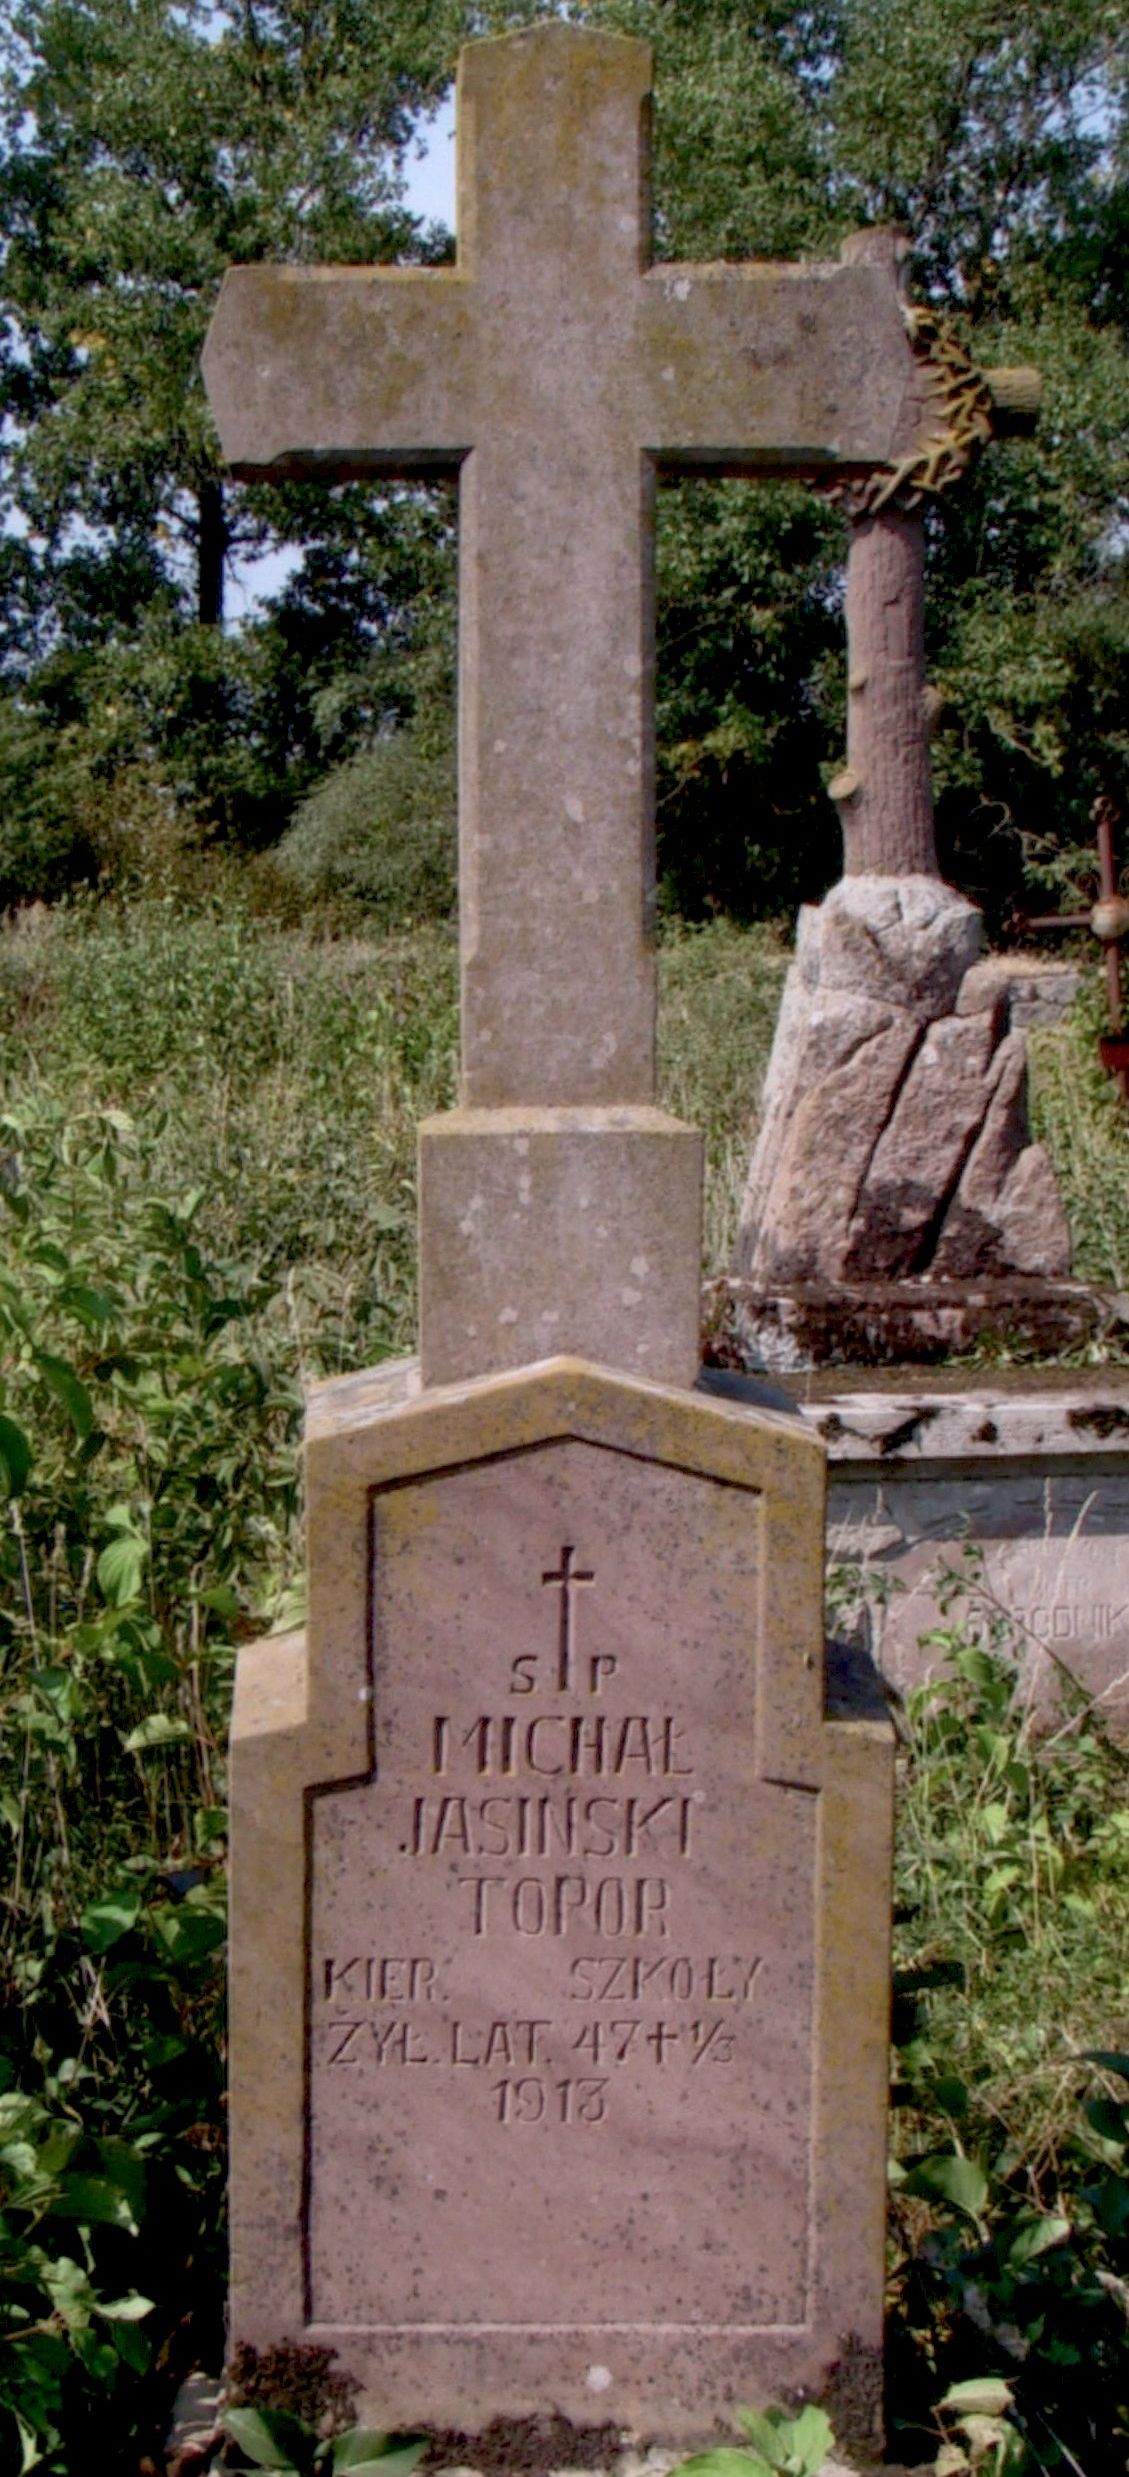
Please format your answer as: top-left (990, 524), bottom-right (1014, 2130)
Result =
top-left (203, 22), bottom-right (930, 1115)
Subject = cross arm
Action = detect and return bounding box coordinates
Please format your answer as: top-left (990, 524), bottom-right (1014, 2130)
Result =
top-left (202, 266), bottom-right (476, 480)
top-left (637, 258), bottom-right (923, 478)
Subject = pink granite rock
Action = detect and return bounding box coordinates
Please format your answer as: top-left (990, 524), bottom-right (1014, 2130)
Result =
top-left (932, 1032), bottom-right (1071, 1276)
top-left (736, 884), bottom-right (1072, 1288)
top-left (746, 1000), bottom-right (922, 1284)
top-left (843, 1009), bottom-right (999, 1276)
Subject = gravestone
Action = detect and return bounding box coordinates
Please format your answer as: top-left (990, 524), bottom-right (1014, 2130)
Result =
top-left (205, 23), bottom-right (901, 2445)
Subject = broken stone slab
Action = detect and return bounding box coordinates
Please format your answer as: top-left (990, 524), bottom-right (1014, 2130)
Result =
top-left (700, 1362), bottom-right (1129, 1734)
top-left (804, 1370), bottom-right (1129, 1732)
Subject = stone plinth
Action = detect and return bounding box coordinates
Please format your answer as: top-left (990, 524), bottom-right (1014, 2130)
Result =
top-left (228, 1359), bottom-right (893, 2440)
top-left (418, 1108), bottom-right (702, 1390)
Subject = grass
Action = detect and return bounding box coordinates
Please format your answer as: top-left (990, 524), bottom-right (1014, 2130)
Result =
top-left (3, 894), bottom-right (1125, 1325)
top-left (1030, 988), bottom-right (1129, 1293)
top-left (0, 900), bottom-right (789, 1343)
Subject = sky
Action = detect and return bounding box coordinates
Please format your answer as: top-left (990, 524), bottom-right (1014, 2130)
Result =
top-left (405, 90), bottom-right (457, 233)
top-left (228, 92), bottom-right (458, 618)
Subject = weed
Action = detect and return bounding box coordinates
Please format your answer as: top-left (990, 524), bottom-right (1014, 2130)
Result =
top-left (1029, 973), bottom-right (1129, 1295)
top-left (888, 1617), bottom-right (1129, 2471)
top-left (221, 2408), bottom-right (425, 2475)
top-left (674, 2403), bottom-right (833, 2477)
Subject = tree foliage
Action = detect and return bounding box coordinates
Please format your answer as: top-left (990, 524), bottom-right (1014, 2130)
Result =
top-left (1, 0), bottom-right (1129, 923)
top-left (0, 0), bottom-right (458, 888)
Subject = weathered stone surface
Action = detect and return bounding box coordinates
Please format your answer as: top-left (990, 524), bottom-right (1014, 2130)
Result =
top-left (735, 880), bottom-right (1071, 1288)
top-left (418, 1106), bottom-right (702, 1390)
top-left (842, 1009), bottom-right (998, 1275)
top-left (931, 1032), bottom-right (1071, 1277)
top-left (216, 25), bottom-right (898, 2449)
top-left (745, 1005), bottom-right (920, 1284)
top-left (228, 1359), bottom-right (893, 2437)
top-left (722, 1278), bottom-right (1119, 1373)
top-left (810, 1372), bottom-right (1129, 1729)
top-left (204, 25), bottom-right (925, 1124)
top-left (805, 875), bottom-right (982, 1018)
top-left (956, 954), bottom-right (1082, 1029)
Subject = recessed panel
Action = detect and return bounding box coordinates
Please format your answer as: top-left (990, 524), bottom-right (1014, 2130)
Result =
top-left (307, 1437), bottom-right (816, 2331)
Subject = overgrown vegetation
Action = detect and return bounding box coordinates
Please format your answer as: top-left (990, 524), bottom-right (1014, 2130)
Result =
top-left (1, 906), bottom-right (1127, 2472)
top-left (888, 1605), bottom-right (1129, 2472)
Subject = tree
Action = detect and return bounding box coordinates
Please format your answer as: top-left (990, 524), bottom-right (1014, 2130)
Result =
top-left (591, 0), bottom-right (1129, 924)
top-left (4, 0), bottom-right (1129, 922)
top-left (0, 0), bottom-right (459, 892)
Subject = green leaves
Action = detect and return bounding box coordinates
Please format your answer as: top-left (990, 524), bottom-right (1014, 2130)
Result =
top-left (735, 2406), bottom-right (833, 2477)
top-left (333, 2440), bottom-right (427, 2477)
top-left (80, 1881), bottom-right (143, 1953)
top-left (32, 1351), bottom-right (93, 1442)
top-left (223, 2404), bottom-right (314, 2472)
top-left (900, 2151), bottom-right (990, 2223)
top-left (221, 2409), bottom-right (428, 2477)
top-left (676, 2406), bottom-right (833, 2477)
top-left (121, 1712), bottom-right (190, 1753)
top-left (0, 1410), bottom-right (32, 1496)
top-left (97, 1534), bottom-right (147, 1609)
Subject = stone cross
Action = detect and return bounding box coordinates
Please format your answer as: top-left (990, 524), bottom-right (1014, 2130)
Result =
top-left (213, 30), bottom-right (897, 2443)
top-left (204, 21), bottom-right (941, 1390)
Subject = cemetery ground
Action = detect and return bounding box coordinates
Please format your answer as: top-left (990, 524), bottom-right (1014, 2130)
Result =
top-left (1, 892), bottom-right (1128, 2475)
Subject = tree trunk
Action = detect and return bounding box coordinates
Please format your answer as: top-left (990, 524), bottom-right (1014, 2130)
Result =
top-left (834, 225), bottom-right (938, 877)
top-left (196, 475), bottom-right (227, 628)
top-left (837, 504), bottom-right (938, 877)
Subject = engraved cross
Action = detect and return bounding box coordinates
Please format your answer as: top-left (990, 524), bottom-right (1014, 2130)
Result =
top-left (541, 1544), bottom-right (595, 1693)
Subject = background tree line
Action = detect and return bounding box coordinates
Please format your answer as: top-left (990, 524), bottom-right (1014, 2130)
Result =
top-left (1, 0), bottom-right (1128, 931)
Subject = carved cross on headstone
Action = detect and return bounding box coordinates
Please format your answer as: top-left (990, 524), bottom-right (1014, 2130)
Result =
top-left (203, 21), bottom-right (946, 1388)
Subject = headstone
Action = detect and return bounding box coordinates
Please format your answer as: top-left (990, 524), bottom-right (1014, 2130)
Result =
top-left (206, 24), bottom-right (899, 2446)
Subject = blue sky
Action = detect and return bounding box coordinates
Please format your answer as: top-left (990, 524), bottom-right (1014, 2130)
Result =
top-left (405, 90), bottom-right (457, 233)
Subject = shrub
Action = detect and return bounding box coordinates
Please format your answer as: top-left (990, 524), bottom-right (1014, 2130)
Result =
top-left (276, 734), bottom-right (456, 926)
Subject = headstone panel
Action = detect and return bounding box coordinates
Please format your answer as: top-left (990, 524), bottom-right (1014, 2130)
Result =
top-left (229, 1362), bottom-right (893, 2437)
top-left (309, 1439), bottom-right (813, 2331)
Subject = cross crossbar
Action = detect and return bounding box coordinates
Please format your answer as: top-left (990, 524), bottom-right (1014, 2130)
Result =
top-left (204, 24), bottom-right (925, 1110)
